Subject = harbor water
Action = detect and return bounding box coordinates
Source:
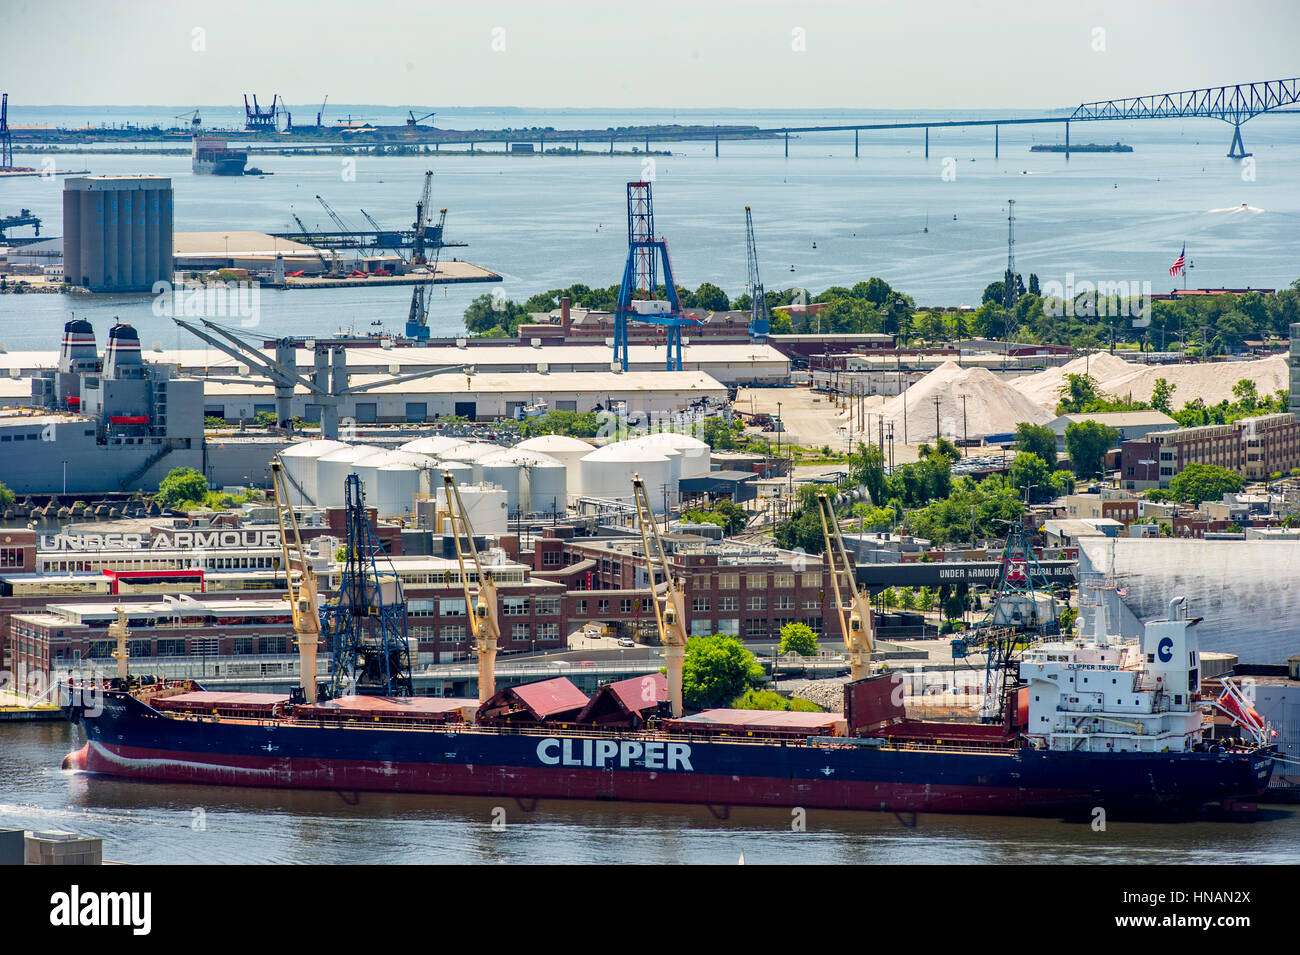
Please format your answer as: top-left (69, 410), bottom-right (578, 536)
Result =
top-left (3, 109), bottom-right (1300, 351)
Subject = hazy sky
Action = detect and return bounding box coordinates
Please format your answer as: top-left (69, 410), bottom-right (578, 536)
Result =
top-left (4, 0), bottom-right (1297, 110)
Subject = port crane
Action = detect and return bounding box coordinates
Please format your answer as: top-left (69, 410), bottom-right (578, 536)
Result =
top-left (815, 492), bottom-right (875, 680)
top-left (612, 181), bottom-right (703, 371)
top-left (1, 93), bottom-right (13, 169)
top-left (174, 108), bottom-right (202, 129)
top-left (407, 110), bottom-right (436, 127)
top-left (316, 95), bottom-right (328, 129)
top-left (744, 206), bottom-right (770, 338)
top-left (270, 460), bottom-right (322, 703)
top-left (632, 474), bottom-right (688, 717)
top-left (443, 472), bottom-right (501, 704)
top-left (320, 473), bottom-right (413, 697)
top-left (406, 206), bottom-right (448, 340)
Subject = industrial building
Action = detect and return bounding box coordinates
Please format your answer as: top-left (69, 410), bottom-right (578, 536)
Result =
top-left (62, 175), bottom-right (173, 292)
top-left (0, 341), bottom-right (786, 394)
top-left (1077, 536), bottom-right (1300, 665)
top-left (1119, 412), bottom-right (1300, 490)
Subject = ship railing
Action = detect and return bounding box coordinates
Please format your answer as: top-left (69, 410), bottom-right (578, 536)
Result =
top-left (154, 708), bottom-right (1020, 753)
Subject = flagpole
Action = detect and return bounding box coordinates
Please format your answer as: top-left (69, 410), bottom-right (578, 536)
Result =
top-left (1183, 244), bottom-right (1188, 291)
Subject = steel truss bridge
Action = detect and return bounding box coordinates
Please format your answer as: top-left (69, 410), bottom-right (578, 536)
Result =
top-left (430, 76), bottom-right (1300, 161)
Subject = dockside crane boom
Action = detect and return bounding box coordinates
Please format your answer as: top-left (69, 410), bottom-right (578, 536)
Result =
top-left (443, 472), bottom-right (501, 704)
top-left (632, 474), bottom-right (688, 717)
top-left (816, 492), bottom-right (875, 680)
top-left (271, 460), bottom-right (322, 703)
top-left (744, 206), bottom-right (770, 338)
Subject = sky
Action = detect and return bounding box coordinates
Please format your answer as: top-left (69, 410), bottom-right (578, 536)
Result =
top-left (2, 0), bottom-right (1297, 111)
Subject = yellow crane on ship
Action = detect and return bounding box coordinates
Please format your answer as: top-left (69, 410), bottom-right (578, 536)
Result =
top-left (443, 472), bottom-right (502, 704)
top-left (632, 474), bottom-right (688, 718)
top-left (270, 460), bottom-right (322, 704)
top-left (816, 491), bottom-right (875, 681)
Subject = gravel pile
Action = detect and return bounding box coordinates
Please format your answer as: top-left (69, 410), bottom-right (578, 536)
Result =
top-left (776, 678), bottom-right (848, 711)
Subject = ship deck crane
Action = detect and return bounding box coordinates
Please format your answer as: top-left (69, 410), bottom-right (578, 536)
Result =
top-left (632, 474), bottom-right (688, 717)
top-left (174, 108), bottom-right (202, 129)
top-left (271, 460), bottom-right (322, 704)
top-left (443, 472), bottom-right (501, 704)
top-left (816, 492), bottom-right (875, 680)
top-left (744, 206), bottom-right (770, 338)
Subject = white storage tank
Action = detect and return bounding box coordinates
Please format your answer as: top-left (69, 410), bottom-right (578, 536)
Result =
top-left (515, 434), bottom-right (595, 498)
top-left (278, 438), bottom-right (349, 506)
top-left (421, 459), bottom-right (473, 498)
top-left (400, 435), bottom-right (470, 457)
top-left (526, 460), bottom-right (568, 516)
top-left (579, 443), bottom-right (672, 512)
top-left (372, 463), bottom-right (421, 520)
top-left (315, 444), bottom-right (382, 508)
top-left (443, 484), bottom-right (509, 536)
top-left (633, 432), bottom-right (712, 477)
top-left (479, 448), bottom-right (566, 516)
top-left (440, 441), bottom-right (504, 481)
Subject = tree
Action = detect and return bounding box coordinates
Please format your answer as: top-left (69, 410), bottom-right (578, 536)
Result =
top-left (693, 282), bottom-right (730, 311)
top-left (732, 688), bottom-right (821, 712)
top-left (1009, 451), bottom-right (1050, 501)
top-left (1168, 463), bottom-right (1246, 505)
top-left (1231, 378), bottom-right (1260, 412)
top-left (1064, 420), bottom-right (1120, 478)
top-left (156, 467), bottom-right (209, 508)
top-left (680, 635), bottom-right (766, 710)
top-left (1056, 373), bottom-right (1104, 415)
top-left (1150, 377), bottom-right (1176, 415)
top-left (1048, 469), bottom-right (1076, 497)
top-left (778, 622), bottom-right (820, 657)
top-left (0, 481), bottom-right (13, 509)
top-left (847, 441), bottom-right (887, 505)
top-left (1013, 422), bottom-right (1058, 467)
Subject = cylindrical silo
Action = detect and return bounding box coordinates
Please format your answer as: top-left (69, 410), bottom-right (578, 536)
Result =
top-left (480, 449), bottom-right (564, 516)
top-left (278, 438), bottom-right (349, 507)
top-left (525, 461), bottom-right (568, 516)
top-left (446, 484), bottom-right (509, 536)
top-left (315, 444), bottom-right (382, 508)
top-left (399, 435), bottom-right (469, 457)
top-left (515, 434), bottom-right (595, 499)
top-left (578, 444), bottom-right (672, 512)
top-left (373, 463), bottom-right (421, 519)
top-left (440, 441), bottom-right (504, 482)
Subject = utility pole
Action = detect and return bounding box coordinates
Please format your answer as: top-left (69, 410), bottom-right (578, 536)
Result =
top-left (933, 394), bottom-right (941, 445)
top-left (961, 395), bottom-right (969, 456)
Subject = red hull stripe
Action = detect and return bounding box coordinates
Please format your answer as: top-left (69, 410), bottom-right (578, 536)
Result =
top-left (76, 742), bottom-right (1083, 814)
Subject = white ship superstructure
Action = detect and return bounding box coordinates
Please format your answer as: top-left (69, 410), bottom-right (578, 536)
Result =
top-left (1022, 596), bottom-right (1206, 753)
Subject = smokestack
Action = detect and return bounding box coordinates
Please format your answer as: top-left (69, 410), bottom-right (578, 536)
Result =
top-left (103, 322), bottom-right (143, 380)
top-left (59, 319), bottom-right (98, 373)
top-left (560, 296), bottom-right (571, 332)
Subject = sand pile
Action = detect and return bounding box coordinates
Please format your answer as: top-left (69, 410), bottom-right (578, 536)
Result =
top-left (880, 361), bottom-right (1054, 445)
top-left (1010, 352), bottom-right (1288, 411)
top-left (1100, 356), bottom-right (1288, 407)
top-left (1010, 353), bottom-right (1138, 409)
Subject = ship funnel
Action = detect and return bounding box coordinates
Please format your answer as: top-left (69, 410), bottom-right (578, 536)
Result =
top-left (103, 322), bottom-right (144, 379)
top-left (1168, 595), bottom-right (1186, 620)
top-left (59, 318), bottom-right (99, 373)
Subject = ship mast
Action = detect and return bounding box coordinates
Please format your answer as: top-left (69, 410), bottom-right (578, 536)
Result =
top-left (108, 605), bottom-right (130, 682)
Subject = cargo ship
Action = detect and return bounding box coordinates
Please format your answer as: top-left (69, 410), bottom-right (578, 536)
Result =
top-left (192, 135), bottom-right (248, 176)
top-left (62, 595), bottom-right (1273, 817)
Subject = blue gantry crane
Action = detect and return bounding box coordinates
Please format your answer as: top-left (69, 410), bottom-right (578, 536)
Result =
top-left (320, 474), bottom-right (413, 697)
top-left (612, 181), bottom-right (701, 371)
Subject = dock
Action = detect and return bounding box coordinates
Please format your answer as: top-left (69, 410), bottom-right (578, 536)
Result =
top-left (0, 689), bottom-right (64, 721)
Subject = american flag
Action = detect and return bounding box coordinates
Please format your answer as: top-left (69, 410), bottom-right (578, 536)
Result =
top-left (1169, 245), bottom-right (1186, 277)
top-left (1116, 587), bottom-right (1127, 597)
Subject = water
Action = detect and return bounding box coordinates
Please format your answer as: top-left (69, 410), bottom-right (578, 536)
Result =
top-left (3, 109), bottom-right (1299, 352)
top-left (3, 722), bottom-right (1298, 864)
